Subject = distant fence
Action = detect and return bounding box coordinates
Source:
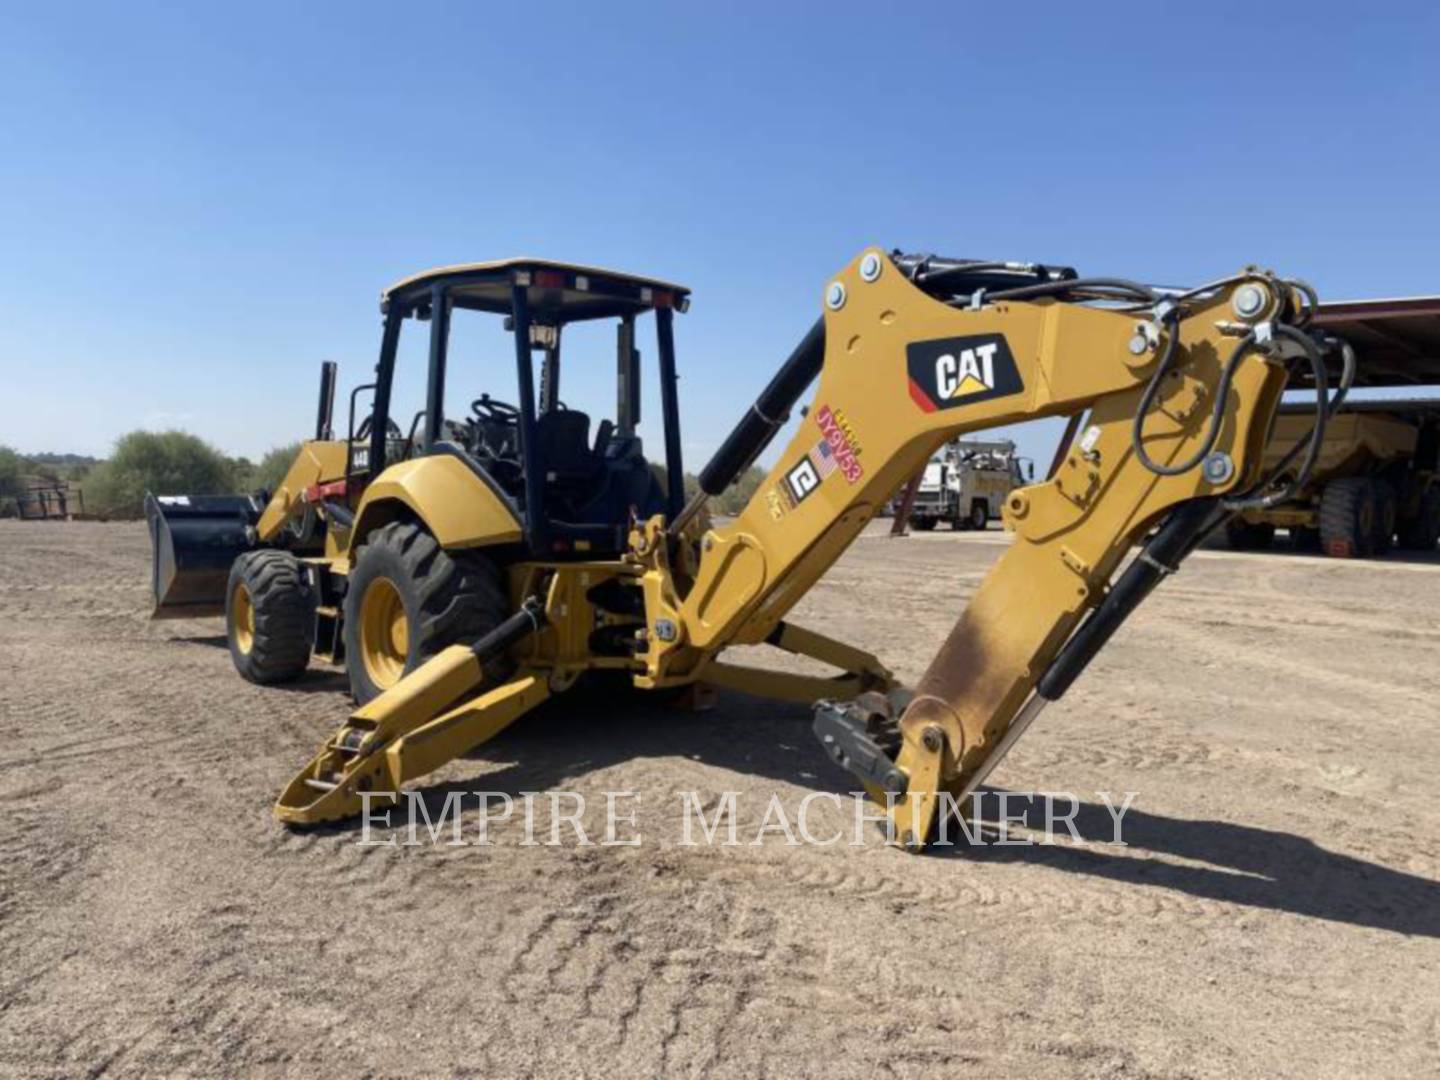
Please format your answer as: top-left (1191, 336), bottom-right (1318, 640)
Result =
top-left (9, 480), bottom-right (84, 521)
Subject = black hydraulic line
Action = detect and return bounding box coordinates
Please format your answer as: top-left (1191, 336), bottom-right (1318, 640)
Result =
top-left (986, 277), bottom-right (1159, 305)
top-left (321, 499), bottom-right (354, 528)
top-left (696, 318), bottom-right (826, 498)
top-left (667, 318), bottom-right (825, 538)
top-left (1036, 498), bottom-right (1220, 702)
top-left (888, 252), bottom-right (1078, 297)
top-left (472, 597), bottom-right (546, 662)
top-left (1132, 323), bottom-right (1254, 478)
top-left (1223, 327), bottom-right (1347, 512)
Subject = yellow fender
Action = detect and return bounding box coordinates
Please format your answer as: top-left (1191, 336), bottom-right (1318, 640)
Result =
top-left (349, 453), bottom-right (523, 551)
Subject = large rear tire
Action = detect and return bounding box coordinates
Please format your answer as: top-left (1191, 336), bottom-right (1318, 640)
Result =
top-left (969, 500), bottom-right (989, 531)
top-left (1398, 487), bottom-right (1440, 551)
top-left (343, 521), bottom-right (510, 705)
top-left (1319, 477), bottom-right (1379, 558)
top-left (227, 550), bottom-right (315, 684)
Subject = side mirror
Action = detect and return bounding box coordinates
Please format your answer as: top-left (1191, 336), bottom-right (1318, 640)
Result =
top-left (1027, 462), bottom-right (1035, 480)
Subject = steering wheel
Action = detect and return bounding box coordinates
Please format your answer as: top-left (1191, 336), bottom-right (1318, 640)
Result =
top-left (471, 395), bottom-right (521, 423)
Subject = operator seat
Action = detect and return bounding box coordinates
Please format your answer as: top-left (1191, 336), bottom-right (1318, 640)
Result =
top-left (535, 409), bottom-right (598, 483)
top-left (533, 410), bottom-right (667, 535)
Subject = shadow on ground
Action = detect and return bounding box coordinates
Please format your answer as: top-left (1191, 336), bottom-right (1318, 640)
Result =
top-left (298, 683), bottom-right (1440, 938)
top-left (939, 790), bottom-right (1440, 938)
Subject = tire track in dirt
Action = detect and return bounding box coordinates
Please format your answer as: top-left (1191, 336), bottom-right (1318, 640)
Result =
top-left (5, 520), bottom-right (1440, 1078)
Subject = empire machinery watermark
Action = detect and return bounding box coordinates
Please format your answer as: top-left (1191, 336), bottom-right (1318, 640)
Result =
top-left (356, 789), bottom-right (1140, 849)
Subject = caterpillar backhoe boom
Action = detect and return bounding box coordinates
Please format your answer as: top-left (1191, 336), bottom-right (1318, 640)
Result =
top-left (274, 247), bottom-right (1342, 849)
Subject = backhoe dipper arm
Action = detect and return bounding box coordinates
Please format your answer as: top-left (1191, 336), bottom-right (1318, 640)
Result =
top-left (643, 247), bottom-right (1322, 847)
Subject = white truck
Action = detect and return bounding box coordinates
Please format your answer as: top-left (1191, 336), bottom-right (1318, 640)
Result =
top-left (907, 439), bottom-right (1031, 531)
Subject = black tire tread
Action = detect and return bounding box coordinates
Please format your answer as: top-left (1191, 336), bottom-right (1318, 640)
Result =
top-left (1319, 477), bottom-right (1376, 559)
top-left (228, 549), bottom-right (314, 684)
top-left (343, 521), bottom-right (510, 703)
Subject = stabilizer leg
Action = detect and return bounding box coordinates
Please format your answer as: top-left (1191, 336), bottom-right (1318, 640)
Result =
top-left (275, 661), bottom-right (550, 825)
top-left (275, 599), bottom-right (547, 826)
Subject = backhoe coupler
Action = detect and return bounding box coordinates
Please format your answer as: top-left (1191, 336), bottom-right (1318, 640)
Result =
top-left (815, 498), bottom-right (1224, 849)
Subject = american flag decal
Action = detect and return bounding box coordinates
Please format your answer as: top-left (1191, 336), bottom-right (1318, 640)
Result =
top-left (808, 439), bottom-right (838, 477)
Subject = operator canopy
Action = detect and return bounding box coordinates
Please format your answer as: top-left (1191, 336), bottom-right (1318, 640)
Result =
top-left (381, 258), bottom-right (691, 324)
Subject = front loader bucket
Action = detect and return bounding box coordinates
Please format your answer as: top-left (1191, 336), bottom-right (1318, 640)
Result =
top-left (145, 493), bottom-right (264, 619)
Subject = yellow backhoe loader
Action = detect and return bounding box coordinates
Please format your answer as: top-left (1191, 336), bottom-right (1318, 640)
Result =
top-left (147, 250), bottom-right (1349, 849)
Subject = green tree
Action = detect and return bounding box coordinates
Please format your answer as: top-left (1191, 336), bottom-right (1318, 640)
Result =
top-left (85, 430), bottom-right (237, 519)
top-left (251, 443), bottom-right (303, 492)
top-left (649, 463), bottom-right (767, 517)
top-left (0, 446), bottom-right (24, 515)
top-left (649, 462), bottom-right (702, 504)
top-left (714, 465), bottom-right (767, 516)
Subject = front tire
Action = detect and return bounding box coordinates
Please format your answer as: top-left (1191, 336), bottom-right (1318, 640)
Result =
top-left (343, 521), bottom-right (510, 704)
top-left (227, 550), bottom-right (315, 684)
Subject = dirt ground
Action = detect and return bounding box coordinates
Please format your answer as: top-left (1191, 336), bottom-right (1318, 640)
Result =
top-left (2, 520), bottom-right (1438, 1078)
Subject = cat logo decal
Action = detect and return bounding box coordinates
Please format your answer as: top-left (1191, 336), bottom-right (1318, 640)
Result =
top-left (907, 334), bottom-right (1023, 411)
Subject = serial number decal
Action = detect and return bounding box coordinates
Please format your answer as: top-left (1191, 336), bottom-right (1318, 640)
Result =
top-left (768, 404), bottom-right (865, 521)
top-left (813, 404), bottom-right (863, 483)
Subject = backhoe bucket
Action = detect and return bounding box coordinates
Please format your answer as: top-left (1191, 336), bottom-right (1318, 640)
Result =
top-left (145, 493), bottom-right (264, 619)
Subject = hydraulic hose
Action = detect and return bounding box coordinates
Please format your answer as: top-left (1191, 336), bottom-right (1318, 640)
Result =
top-left (1223, 331), bottom-right (1352, 512)
top-left (669, 318), bottom-right (826, 537)
top-left (1036, 498), bottom-right (1221, 701)
top-left (987, 277), bottom-right (1159, 305)
top-left (1132, 320), bottom-right (1256, 477)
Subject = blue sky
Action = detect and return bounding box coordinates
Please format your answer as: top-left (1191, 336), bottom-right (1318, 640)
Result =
top-left (2, 2), bottom-right (1437, 471)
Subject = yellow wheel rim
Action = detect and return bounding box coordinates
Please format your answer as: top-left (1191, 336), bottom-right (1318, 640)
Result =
top-left (359, 577), bottom-right (409, 689)
top-left (232, 582), bottom-right (255, 655)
